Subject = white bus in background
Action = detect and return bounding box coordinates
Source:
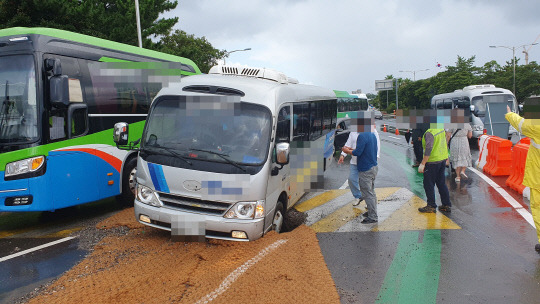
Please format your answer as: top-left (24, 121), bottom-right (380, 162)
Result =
top-left (430, 84), bottom-right (517, 139)
top-left (351, 92), bottom-right (370, 109)
top-left (114, 66), bottom-right (338, 241)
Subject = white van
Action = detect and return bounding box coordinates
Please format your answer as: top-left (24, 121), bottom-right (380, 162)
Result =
top-left (114, 66), bottom-right (337, 241)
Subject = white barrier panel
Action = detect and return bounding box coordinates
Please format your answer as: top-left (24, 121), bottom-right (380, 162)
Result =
top-left (523, 187), bottom-right (531, 200)
top-left (476, 135), bottom-right (491, 170)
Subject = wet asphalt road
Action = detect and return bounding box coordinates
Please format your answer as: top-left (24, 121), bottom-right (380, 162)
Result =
top-left (2, 118), bottom-right (540, 303)
top-left (318, 120), bottom-right (540, 303)
top-left (0, 199), bottom-right (124, 304)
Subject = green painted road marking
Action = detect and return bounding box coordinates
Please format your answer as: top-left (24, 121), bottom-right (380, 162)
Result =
top-left (380, 145), bottom-right (426, 200)
top-left (376, 230), bottom-right (441, 304)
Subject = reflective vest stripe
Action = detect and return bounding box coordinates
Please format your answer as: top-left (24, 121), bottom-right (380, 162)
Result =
top-left (531, 138), bottom-right (540, 150)
top-left (518, 118), bottom-right (525, 133)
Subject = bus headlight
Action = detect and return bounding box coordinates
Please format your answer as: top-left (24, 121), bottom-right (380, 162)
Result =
top-left (136, 184), bottom-right (161, 207)
top-left (224, 200), bottom-right (265, 219)
top-left (5, 156), bottom-right (45, 178)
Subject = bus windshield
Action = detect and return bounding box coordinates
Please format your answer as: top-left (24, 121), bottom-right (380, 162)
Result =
top-left (471, 94), bottom-right (515, 116)
top-left (143, 97), bottom-right (272, 165)
top-left (0, 55), bottom-right (38, 144)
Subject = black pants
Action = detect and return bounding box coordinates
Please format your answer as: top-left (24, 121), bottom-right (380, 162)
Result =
top-left (413, 140), bottom-right (423, 163)
top-left (423, 160), bottom-right (451, 208)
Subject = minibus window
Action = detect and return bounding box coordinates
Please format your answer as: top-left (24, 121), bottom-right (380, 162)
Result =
top-left (144, 97), bottom-right (271, 166)
top-left (276, 106), bottom-right (290, 142)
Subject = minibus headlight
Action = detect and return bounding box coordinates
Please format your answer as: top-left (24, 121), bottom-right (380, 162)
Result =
top-left (472, 124), bottom-right (483, 131)
top-left (136, 184), bottom-right (161, 207)
top-left (5, 156), bottom-right (45, 177)
top-left (224, 201), bottom-right (265, 219)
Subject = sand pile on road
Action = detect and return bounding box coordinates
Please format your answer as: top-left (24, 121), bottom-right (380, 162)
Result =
top-left (26, 208), bottom-right (340, 304)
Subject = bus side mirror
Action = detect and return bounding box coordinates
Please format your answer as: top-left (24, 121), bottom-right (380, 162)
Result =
top-left (276, 142), bottom-right (290, 165)
top-left (50, 75), bottom-right (69, 108)
top-left (114, 122), bottom-right (129, 146)
top-left (470, 105), bottom-right (476, 113)
top-left (67, 103), bottom-right (88, 138)
top-left (518, 104), bottom-right (523, 114)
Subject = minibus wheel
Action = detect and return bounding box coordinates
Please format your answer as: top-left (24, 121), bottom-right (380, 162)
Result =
top-left (120, 157), bottom-right (137, 205)
top-left (273, 202), bottom-right (286, 233)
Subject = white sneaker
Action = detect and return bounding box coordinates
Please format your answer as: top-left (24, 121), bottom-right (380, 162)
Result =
top-left (352, 198), bottom-right (364, 206)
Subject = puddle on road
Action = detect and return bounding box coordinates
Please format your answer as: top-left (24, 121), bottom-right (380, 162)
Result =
top-left (0, 238), bottom-right (86, 304)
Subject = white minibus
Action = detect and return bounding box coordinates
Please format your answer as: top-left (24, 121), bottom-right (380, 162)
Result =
top-left (430, 84), bottom-right (517, 139)
top-left (114, 66), bottom-right (337, 241)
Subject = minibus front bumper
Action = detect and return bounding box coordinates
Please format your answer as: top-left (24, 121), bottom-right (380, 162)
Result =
top-left (134, 200), bottom-right (265, 241)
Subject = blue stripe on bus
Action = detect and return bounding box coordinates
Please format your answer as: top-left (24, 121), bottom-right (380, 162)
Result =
top-left (0, 151), bottom-right (122, 212)
top-left (147, 163), bottom-right (170, 193)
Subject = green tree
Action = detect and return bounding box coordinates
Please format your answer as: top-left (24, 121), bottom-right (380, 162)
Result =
top-left (0, 0), bottom-right (227, 72)
top-left (513, 61), bottom-right (540, 102)
top-left (158, 30), bottom-right (226, 73)
top-left (0, 0), bottom-right (179, 47)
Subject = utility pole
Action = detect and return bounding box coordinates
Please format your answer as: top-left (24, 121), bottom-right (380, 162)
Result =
top-left (490, 43), bottom-right (538, 96)
top-left (395, 78), bottom-right (399, 110)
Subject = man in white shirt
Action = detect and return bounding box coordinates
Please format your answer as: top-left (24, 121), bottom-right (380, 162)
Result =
top-left (338, 117), bottom-right (380, 206)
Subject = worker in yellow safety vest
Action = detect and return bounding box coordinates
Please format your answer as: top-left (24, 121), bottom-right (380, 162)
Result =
top-left (506, 105), bottom-right (540, 254)
top-left (417, 125), bottom-right (452, 213)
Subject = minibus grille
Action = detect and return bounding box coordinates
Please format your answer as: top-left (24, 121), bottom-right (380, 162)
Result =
top-left (158, 193), bottom-right (232, 215)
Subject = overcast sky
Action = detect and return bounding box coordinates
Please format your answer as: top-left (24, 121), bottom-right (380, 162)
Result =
top-left (165, 0), bottom-right (540, 95)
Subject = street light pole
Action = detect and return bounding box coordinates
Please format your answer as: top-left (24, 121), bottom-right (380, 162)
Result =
top-left (490, 43), bottom-right (538, 96)
top-left (223, 48), bottom-right (251, 65)
top-left (134, 0), bottom-right (142, 48)
top-left (399, 69), bottom-right (429, 81)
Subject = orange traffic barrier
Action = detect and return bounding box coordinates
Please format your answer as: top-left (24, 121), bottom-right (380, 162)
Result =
top-left (519, 137), bottom-right (531, 145)
top-left (476, 134), bottom-right (492, 170)
top-left (505, 142), bottom-right (530, 194)
top-left (483, 136), bottom-right (513, 176)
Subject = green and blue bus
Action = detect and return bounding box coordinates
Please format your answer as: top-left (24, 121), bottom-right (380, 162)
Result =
top-left (0, 27), bottom-right (200, 212)
top-left (334, 90), bottom-right (369, 118)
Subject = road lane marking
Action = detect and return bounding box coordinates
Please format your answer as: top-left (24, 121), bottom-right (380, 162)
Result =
top-left (0, 236), bottom-right (76, 263)
top-left (40, 227), bottom-right (83, 238)
top-left (388, 136), bottom-right (401, 140)
top-left (195, 239), bottom-right (287, 304)
top-left (311, 203), bottom-right (365, 232)
top-left (376, 230), bottom-right (441, 303)
top-left (306, 187), bottom-right (406, 232)
top-left (469, 167), bottom-right (535, 228)
top-left (373, 195), bottom-right (461, 231)
top-left (294, 189), bottom-right (349, 212)
top-left (0, 227), bottom-right (34, 238)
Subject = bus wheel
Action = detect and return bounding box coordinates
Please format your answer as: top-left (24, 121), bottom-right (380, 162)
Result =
top-left (272, 202), bottom-right (287, 233)
top-left (120, 157), bottom-right (137, 205)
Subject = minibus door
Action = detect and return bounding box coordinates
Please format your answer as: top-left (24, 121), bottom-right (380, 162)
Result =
top-left (267, 106), bottom-right (292, 209)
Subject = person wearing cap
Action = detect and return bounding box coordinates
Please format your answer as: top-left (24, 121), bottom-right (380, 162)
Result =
top-left (506, 104), bottom-right (540, 254)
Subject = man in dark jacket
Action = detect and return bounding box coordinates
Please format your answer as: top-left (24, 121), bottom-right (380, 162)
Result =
top-left (411, 122), bottom-right (429, 167)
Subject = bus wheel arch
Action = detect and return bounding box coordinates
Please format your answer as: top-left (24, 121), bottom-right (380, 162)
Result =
top-left (272, 192), bottom-right (289, 233)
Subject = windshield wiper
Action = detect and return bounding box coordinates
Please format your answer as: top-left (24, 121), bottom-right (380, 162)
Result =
top-left (144, 145), bottom-right (192, 165)
top-left (190, 148), bottom-right (247, 172)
